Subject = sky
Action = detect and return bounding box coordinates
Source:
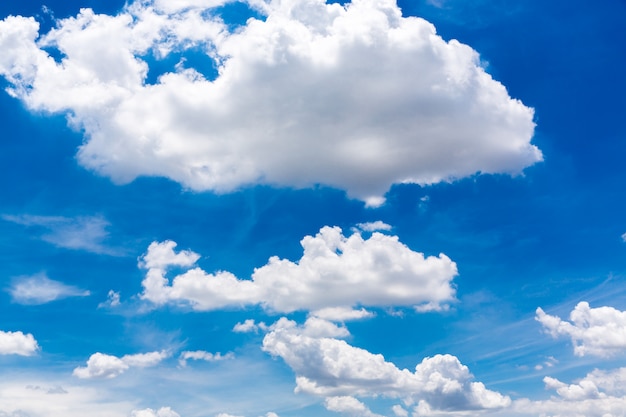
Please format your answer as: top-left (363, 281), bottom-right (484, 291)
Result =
top-left (0, 0), bottom-right (625, 416)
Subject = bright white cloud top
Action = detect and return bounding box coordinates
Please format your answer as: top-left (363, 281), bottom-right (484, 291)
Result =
top-left (139, 226), bottom-right (458, 312)
top-left (536, 302), bottom-right (626, 358)
top-left (262, 317), bottom-right (511, 413)
top-left (0, 330), bottom-right (39, 356)
top-left (73, 350), bottom-right (170, 379)
top-left (0, 0), bottom-right (541, 205)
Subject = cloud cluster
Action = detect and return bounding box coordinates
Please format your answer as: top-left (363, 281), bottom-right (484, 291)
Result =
top-left (536, 302), bottom-right (626, 357)
top-left (0, 330), bottom-right (39, 356)
top-left (0, 0), bottom-right (540, 205)
top-left (139, 226), bottom-right (457, 313)
top-left (73, 351), bottom-right (169, 379)
top-left (262, 317), bottom-right (510, 414)
top-left (507, 367), bottom-right (626, 417)
top-left (8, 273), bottom-right (90, 305)
top-left (178, 350), bottom-right (234, 367)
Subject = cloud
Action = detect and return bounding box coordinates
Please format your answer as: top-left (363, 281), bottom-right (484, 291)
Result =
top-left (621, 232), bottom-right (626, 242)
top-left (8, 273), bottom-right (90, 305)
top-left (2, 214), bottom-right (121, 255)
top-left (131, 407), bottom-right (181, 417)
top-left (324, 396), bottom-right (384, 417)
top-left (0, 0), bottom-right (540, 205)
top-left (310, 307), bottom-right (375, 322)
top-left (73, 350), bottom-right (169, 379)
top-left (536, 302), bottom-right (626, 357)
top-left (178, 350), bottom-right (234, 367)
top-left (233, 319), bottom-right (268, 333)
top-left (0, 330), bottom-right (39, 356)
top-left (507, 367), bottom-right (626, 417)
top-left (355, 221), bottom-right (392, 232)
top-left (98, 290), bottom-right (121, 308)
top-left (262, 317), bottom-right (510, 414)
top-left (0, 381), bottom-right (135, 417)
top-left (139, 226), bottom-right (457, 313)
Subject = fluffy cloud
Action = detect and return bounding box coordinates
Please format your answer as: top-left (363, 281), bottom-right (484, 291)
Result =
top-left (178, 350), bottom-right (234, 367)
top-left (262, 317), bottom-right (510, 413)
top-left (536, 302), bottom-right (626, 357)
top-left (233, 319), bottom-right (268, 333)
top-left (324, 396), bottom-right (384, 417)
top-left (73, 351), bottom-right (169, 379)
top-left (2, 214), bottom-right (121, 255)
top-left (139, 226), bottom-right (457, 313)
top-left (8, 273), bottom-right (90, 305)
top-left (0, 0), bottom-right (540, 205)
top-left (0, 330), bottom-right (39, 356)
top-left (310, 307), bottom-right (375, 322)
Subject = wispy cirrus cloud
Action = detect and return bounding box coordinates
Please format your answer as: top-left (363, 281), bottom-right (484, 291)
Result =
top-left (2, 214), bottom-right (123, 255)
top-left (8, 273), bottom-right (90, 305)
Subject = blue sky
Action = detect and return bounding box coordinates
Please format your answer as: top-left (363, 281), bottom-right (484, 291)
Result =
top-left (0, 0), bottom-right (625, 416)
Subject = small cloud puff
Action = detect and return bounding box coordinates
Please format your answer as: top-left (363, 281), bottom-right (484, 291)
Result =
top-left (73, 350), bottom-right (169, 379)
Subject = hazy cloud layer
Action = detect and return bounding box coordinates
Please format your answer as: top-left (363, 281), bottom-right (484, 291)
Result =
top-left (139, 226), bottom-right (457, 312)
top-left (536, 302), bottom-right (626, 357)
top-left (0, 0), bottom-right (540, 205)
top-left (262, 317), bottom-right (510, 413)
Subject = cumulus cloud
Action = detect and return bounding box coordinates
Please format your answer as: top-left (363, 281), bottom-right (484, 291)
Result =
top-left (324, 396), bottom-right (384, 417)
top-left (8, 273), bottom-right (90, 305)
top-left (73, 350), bottom-right (169, 379)
top-left (0, 330), bottom-right (39, 356)
top-left (233, 319), bottom-right (268, 333)
top-left (139, 226), bottom-right (457, 313)
top-left (0, 0), bottom-right (540, 205)
top-left (2, 214), bottom-right (121, 255)
top-left (536, 302), bottom-right (626, 357)
top-left (178, 350), bottom-right (234, 367)
top-left (262, 317), bottom-right (510, 413)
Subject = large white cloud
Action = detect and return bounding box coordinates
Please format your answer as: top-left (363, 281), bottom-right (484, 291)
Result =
top-left (262, 317), bottom-right (510, 414)
top-left (139, 226), bottom-right (457, 313)
top-left (0, 0), bottom-right (540, 205)
top-left (73, 351), bottom-right (169, 379)
top-left (0, 330), bottom-right (39, 356)
top-left (536, 302), bottom-right (626, 357)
